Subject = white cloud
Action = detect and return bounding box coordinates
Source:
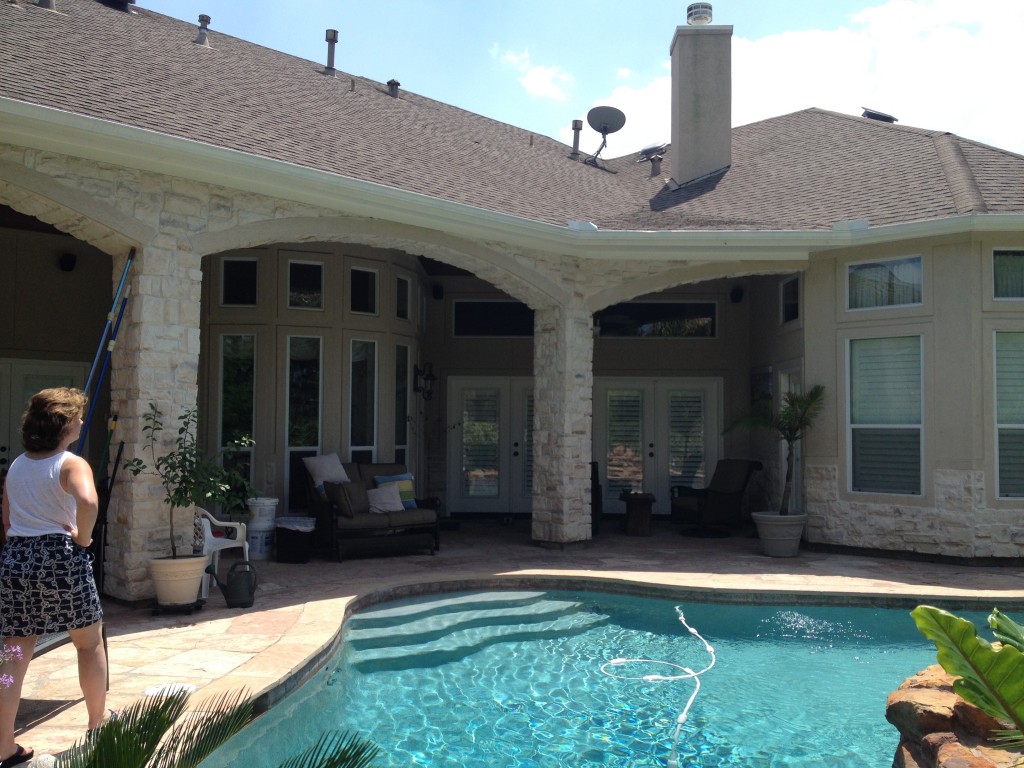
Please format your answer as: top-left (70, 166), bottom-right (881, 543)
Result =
top-left (563, 0), bottom-right (1024, 158)
top-left (491, 45), bottom-right (573, 102)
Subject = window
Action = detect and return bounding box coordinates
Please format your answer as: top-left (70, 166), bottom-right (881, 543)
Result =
top-left (848, 256), bottom-right (922, 310)
top-left (350, 268), bottom-right (378, 315)
top-left (396, 276), bottom-right (411, 321)
top-left (350, 339), bottom-right (377, 462)
top-left (849, 336), bottom-right (921, 494)
top-left (453, 301), bottom-right (534, 337)
top-left (222, 259), bottom-right (257, 306)
top-left (288, 261), bottom-right (323, 310)
top-left (996, 332), bottom-right (1024, 496)
top-left (287, 336), bottom-right (322, 508)
top-left (780, 277), bottom-right (799, 324)
top-left (395, 344), bottom-right (409, 465)
top-left (994, 250), bottom-right (1024, 299)
top-left (595, 302), bottom-right (716, 338)
top-left (219, 334), bottom-right (255, 490)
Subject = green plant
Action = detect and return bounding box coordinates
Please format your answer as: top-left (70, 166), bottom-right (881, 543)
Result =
top-left (911, 605), bottom-right (1024, 750)
top-left (57, 687), bottom-right (380, 768)
top-left (726, 384), bottom-right (825, 515)
top-left (124, 403), bottom-right (255, 558)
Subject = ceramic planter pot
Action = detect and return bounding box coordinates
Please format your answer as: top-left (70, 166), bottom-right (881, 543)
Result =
top-left (751, 512), bottom-right (807, 557)
top-left (149, 554), bottom-right (207, 606)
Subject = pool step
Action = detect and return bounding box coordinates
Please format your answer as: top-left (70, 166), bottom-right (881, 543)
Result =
top-left (344, 594), bottom-right (609, 671)
top-left (346, 591), bottom-right (550, 629)
top-left (346, 598), bottom-right (590, 650)
top-left (346, 608), bottom-right (609, 671)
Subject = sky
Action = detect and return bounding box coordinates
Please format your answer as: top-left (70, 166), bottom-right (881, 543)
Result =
top-left (137, 0), bottom-right (1024, 159)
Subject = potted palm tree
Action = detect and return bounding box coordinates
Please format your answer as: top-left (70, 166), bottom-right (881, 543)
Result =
top-left (124, 403), bottom-right (254, 607)
top-left (730, 385), bottom-right (825, 557)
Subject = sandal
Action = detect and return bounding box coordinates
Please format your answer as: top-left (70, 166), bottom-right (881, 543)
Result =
top-left (0, 744), bottom-right (33, 768)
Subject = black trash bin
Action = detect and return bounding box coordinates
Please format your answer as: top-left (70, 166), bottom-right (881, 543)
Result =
top-left (275, 516), bottom-right (316, 563)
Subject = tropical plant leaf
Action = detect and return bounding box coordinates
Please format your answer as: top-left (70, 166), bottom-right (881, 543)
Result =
top-left (148, 689), bottom-right (253, 768)
top-left (275, 731), bottom-right (380, 768)
top-left (911, 605), bottom-right (1024, 744)
top-left (990, 608), bottom-right (1024, 653)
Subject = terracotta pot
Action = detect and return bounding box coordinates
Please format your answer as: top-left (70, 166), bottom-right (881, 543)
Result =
top-left (751, 512), bottom-right (807, 557)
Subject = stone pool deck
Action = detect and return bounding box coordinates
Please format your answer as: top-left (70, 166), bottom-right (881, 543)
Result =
top-left (14, 518), bottom-right (1024, 761)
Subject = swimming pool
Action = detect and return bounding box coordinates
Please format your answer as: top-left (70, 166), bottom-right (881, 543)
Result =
top-left (202, 589), bottom-right (985, 767)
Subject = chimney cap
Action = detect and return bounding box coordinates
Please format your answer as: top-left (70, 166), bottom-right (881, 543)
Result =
top-left (687, 2), bottom-right (713, 25)
top-left (326, 29), bottom-right (339, 43)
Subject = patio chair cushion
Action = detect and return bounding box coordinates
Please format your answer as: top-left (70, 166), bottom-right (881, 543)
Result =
top-left (324, 480), bottom-right (369, 518)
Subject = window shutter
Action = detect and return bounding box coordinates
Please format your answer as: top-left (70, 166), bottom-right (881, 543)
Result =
top-left (668, 390), bottom-right (705, 486)
top-left (607, 389), bottom-right (643, 495)
top-left (461, 388), bottom-right (500, 497)
top-left (996, 332), bottom-right (1024, 496)
top-left (850, 337), bottom-right (921, 494)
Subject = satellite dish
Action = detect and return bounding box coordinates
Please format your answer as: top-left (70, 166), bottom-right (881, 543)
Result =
top-left (587, 106), bottom-right (626, 136)
top-left (585, 106), bottom-right (626, 166)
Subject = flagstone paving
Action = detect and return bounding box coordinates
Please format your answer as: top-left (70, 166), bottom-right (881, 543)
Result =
top-left (14, 518), bottom-right (1024, 762)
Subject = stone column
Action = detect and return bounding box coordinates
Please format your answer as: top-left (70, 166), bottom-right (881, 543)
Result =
top-left (104, 241), bottom-right (204, 601)
top-left (531, 304), bottom-right (594, 545)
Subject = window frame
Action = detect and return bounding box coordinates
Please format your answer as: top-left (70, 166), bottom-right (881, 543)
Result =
top-left (846, 255), bottom-right (923, 312)
top-left (847, 334), bottom-right (924, 496)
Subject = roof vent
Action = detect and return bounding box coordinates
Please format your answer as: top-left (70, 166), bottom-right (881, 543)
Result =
top-left (324, 29), bottom-right (338, 76)
top-left (37, 0), bottom-right (56, 9)
top-left (194, 14), bottom-right (211, 46)
top-left (862, 107), bottom-right (897, 123)
top-left (387, 79), bottom-right (400, 98)
top-left (687, 2), bottom-right (713, 25)
top-left (569, 119), bottom-right (583, 159)
top-left (637, 143), bottom-right (669, 177)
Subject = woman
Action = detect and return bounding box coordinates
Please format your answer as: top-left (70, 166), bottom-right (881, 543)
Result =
top-left (0, 387), bottom-right (107, 767)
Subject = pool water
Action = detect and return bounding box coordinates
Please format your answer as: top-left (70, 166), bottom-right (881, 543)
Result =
top-left (202, 590), bottom-right (986, 768)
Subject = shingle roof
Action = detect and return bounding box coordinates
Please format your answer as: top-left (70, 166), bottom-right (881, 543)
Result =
top-left (3, 0), bottom-right (1023, 232)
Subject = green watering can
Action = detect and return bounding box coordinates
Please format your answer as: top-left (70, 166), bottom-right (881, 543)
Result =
top-left (205, 561), bottom-right (258, 608)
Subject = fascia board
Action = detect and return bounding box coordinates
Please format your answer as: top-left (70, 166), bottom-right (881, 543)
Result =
top-left (2, 98), bottom-right (1021, 261)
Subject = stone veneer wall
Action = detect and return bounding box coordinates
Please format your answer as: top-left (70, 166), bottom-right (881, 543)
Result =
top-left (804, 465), bottom-right (1024, 559)
top-left (887, 665), bottom-right (1022, 768)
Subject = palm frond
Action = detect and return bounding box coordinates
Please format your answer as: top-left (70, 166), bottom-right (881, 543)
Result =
top-left (275, 731), bottom-right (380, 768)
top-left (148, 689), bottom-right (254, 768)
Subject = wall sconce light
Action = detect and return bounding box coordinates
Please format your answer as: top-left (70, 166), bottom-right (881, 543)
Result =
top-left (413, 363), bottom-right (437, 401)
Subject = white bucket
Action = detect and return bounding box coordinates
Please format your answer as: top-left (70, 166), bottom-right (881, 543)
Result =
top-left (247, 497), bottom-right (278, 530)
top-left (246, 527), bottom-right (274, 561)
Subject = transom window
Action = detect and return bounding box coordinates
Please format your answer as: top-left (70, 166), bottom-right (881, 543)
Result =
top-left (350, 267), bottom-right (378, 315)
top-left (849, 336), bottom-right (922, 494)
top-left (222, 258), bottom-right (257, 306)
top-left (595, 302), bottom-right (716, 338)
top-left (995, 332), bottom-right (1024, 496)
top-left (288, 261), bottom-right (323, 310)
top-left (848, 256), bottom-right (922, 310)
top-left (994, 250), bottom-right (1024, 299)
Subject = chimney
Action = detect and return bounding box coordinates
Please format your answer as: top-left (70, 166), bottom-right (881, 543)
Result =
top-left (387, 79), bottom-right (400, 98)
top-left (194, 14), bottom-right (211, 46)
top-left (324, 29), bottom-right (338, 76)
top-left (670, 3), bottom-right (732, 187)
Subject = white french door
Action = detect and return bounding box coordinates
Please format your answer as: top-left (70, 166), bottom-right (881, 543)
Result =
top-left (593, 377), bottom-right (722, 516)
top-left (446, 377), bottom-right (533, 514)
top-left (1, 359), bottom-right (89, 477)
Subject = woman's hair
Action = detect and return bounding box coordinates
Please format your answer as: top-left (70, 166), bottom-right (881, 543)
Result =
top-left (21, 387), bottom-right (89, 452)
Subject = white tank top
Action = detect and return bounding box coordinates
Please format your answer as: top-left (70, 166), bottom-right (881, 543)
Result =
top-left (4, 451), bottom-right (76, 537)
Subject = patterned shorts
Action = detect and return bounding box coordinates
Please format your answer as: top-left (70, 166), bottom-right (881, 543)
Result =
top-left (0, 533), bottom-right (103, 637)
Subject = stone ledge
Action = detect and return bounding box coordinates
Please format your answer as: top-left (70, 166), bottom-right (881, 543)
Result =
top-left (887, 665), bottom-right (1022, 768)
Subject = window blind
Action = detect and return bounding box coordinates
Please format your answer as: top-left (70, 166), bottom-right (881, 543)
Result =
top-left (996, 332), bottom-right (1024, 496)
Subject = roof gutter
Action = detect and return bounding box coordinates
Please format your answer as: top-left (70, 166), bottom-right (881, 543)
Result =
top-left (2, 98), bottom-right (1022, 262)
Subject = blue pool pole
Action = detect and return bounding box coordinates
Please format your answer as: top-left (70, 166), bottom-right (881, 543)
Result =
top-left (77, 287), bottom-right (130, 456)
top-left (83, 247), bottom-right (134, 398)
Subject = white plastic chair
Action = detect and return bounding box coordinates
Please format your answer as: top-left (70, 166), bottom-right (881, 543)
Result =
top-left (198, 508), bottom-right (249, 599)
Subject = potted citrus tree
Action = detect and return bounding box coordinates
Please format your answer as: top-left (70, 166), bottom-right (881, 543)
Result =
top-left (124, 402), bottom-right (254, 607)
top-left (729, 385), bottom-right (825, 557)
